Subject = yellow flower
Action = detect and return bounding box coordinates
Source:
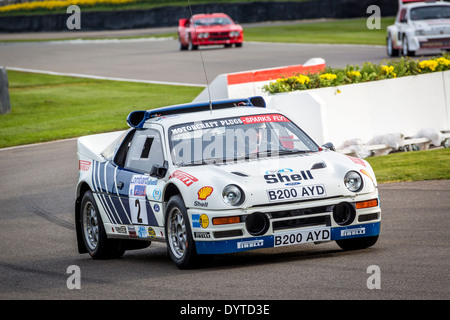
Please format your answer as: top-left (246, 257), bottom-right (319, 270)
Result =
top-left (347, 70), bottom-right (361, 78)
top-left (319, 73), bottom-right (337, 80)
top-left (381, 65), bottom-right (397, 78)
top-left (293, 75), bottom-right (310, 85)
top-left (435, 57), bottom-right (450, 67)
top-left (418, 60), bottom-right (438, 71)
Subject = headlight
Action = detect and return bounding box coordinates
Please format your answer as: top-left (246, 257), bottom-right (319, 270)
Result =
top-left (344, 171), bottom-right (363, 192)
top-left (230, 31), bottom-right (240, 37)
top-left (222, 184), bottom-right (244, 206)
top-left (198, 32), bottom-right (209, 39)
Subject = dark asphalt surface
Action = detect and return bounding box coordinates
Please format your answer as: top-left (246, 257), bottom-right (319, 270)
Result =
top-left (0, 36), bottom-right (387, 86)
top-left (0, 139), bottom-right (449, 300)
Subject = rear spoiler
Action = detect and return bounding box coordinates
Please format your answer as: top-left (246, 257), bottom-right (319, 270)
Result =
top-left (77, 131), bottom-right (126, 162)
top-left (127, 96), bottom-right (266, 129)
top-left (179, 18), bottom-right (189, 27)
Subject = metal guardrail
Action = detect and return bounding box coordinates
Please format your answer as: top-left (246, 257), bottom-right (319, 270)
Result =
top-left (0, 66), bottom-right (11, 115)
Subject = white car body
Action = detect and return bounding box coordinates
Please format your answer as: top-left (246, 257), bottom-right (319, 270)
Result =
top-left (75, 97), bottom-right (381, 268)
top-left (386, 0), bottom-right (450, 56)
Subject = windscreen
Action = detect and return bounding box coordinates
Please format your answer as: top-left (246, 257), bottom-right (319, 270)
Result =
top-left (194, 17), bottom-right (233, 26)
top-left (169, 114), bottom-right (319, 166)
top-left (410, 6), bottom-right (450, 20)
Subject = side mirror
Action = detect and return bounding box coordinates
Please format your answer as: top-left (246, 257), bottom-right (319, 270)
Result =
top-left (150, 161), bottom-right (168, 178)
top-left (321, 142), bottom-right (336, 151)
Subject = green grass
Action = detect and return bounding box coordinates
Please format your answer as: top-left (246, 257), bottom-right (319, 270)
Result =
top-left (0, 71), bottom-right (203, 148)
top-left (366, 148), bottom-right (450, 183)
top-left (244, 17), bottom-right (395, 46)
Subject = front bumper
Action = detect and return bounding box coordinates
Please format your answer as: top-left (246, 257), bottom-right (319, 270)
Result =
top-left (195, 222), bottom-right (380, 254)
top-left (188, 192), bottom-right (381, 254)
top-left (419, 37), bottom-right (450, 49)
top-left (194, 38), bottom-right (243, 46)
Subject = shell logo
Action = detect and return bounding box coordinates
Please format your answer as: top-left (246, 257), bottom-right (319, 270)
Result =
top-left (198, 186), bottom-right (214, 200)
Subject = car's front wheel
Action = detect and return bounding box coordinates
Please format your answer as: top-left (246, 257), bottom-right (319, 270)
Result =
top-left (336, 235), bottom-right (379, 251)
top-left (386, 34), bottom-right (399, 57)
top-left (165, 195), bottom-right (211, 269)
top-left (80, 191), bottom-right (125, 259)
top-left (402, 35), bottom-right (415, 57)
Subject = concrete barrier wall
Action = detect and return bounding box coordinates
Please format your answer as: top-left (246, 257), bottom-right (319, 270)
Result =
top-left (264, 71), bottom-right (450, 147)
top-left (0, 0), bottom-right (398, 32)
top-left (193, 58), bottom-right (326, 102)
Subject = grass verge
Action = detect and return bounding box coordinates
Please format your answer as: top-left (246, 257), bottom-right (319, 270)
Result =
top-left (244, 18), bottom-right (395, 46)
top-left (366, 148), bottom-right (450, 184)
top-left (0, 70), bottom-right (203, 148)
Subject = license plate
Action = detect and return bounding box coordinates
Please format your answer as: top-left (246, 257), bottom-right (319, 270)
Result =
top-left (274, 227), bottom-right (331, 247)
top-left (266, 184), bottom-right (326, 202)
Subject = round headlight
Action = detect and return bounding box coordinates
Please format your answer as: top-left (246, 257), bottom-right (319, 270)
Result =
top-left (222, 185), bottom-right (244, 206)
top-left (344, 171), bottom-right (363, 192)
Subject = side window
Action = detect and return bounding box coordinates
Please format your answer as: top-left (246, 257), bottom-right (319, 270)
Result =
top-left (114, 129), bottom-right (136, 168)
top-left (399, 9), bottom-right (407, 23)
top-left (124, 129), bottom-right (164, 173)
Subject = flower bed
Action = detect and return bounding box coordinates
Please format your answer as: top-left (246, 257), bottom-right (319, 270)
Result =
top-left (263, 54), bottom-right (450, 94)
top-left (0, 0), bottom-right (136, 14)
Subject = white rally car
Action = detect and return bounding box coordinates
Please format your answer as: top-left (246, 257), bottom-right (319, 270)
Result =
top-left (75, 97), bottom-right (381, 268)
top-left (387, 0), bottom-right (450, 57)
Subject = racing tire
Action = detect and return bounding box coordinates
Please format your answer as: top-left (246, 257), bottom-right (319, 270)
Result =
top-left (336, 235), bottom-right (379, 251)
top-left (188, 37), bottom-right (198, 51)
top-left (80, 191), bottom-right (125, 259)
top-left (165, 195), bottom-right (212, 269)
top-left (179, 37), bottom-right (188, 51)
top-left (386, 35), bottom-right (399, 57)
top-left (402, 36), bottom-right (415, 57)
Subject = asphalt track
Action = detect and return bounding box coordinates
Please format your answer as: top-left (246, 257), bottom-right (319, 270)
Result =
top-left (0, 34), bottom-right (449, 302)
top-left (0, 36), bottom-right (387, 86)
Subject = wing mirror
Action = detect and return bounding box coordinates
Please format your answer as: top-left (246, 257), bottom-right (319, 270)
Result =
top-left (150, 161), bottom-right (168, 178)
top-left (321, 142), bottom-right (336, 151)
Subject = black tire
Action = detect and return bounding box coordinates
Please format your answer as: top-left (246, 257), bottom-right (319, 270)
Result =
top-left (336, 235), bottom-right (379, 251)
top-left (386, 35), bottom-right (399, 57)
top-left (188, 37), bottom-right (198, 51)
top-left (165, 195), bottom-right (212, 269)
top-left (178, 33), bottom-right (188, 51)
top-left (402, 35), bottom-right (415, 57)
top-left (80, 191), bottom-right (125, 259)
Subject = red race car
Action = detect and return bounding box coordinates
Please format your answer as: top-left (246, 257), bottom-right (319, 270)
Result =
top-left (178, 13), bottom-right (244, 50)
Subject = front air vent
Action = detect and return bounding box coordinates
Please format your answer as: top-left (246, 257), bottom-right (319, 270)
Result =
top-left (231, 171), bottom-right (249, 177)
top-left (311, 162), bottom-right (327, 170)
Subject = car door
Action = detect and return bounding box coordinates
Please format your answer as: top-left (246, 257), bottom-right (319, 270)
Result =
top-left (114, 127), bottom-right (166, 228)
